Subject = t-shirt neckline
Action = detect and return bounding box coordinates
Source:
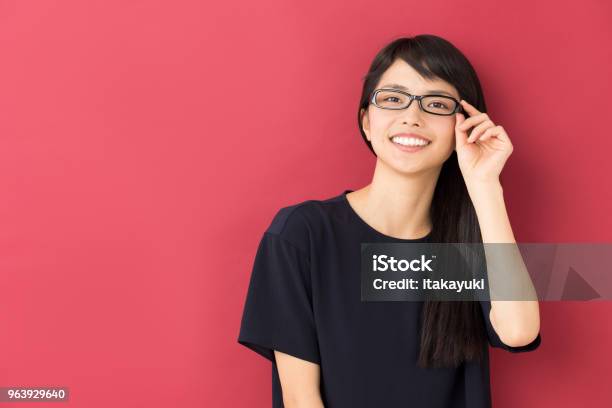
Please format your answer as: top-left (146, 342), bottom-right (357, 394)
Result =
top-left (341, 189), bottom-right (432, 243)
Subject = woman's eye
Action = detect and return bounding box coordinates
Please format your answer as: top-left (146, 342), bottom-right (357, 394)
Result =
top-left (384, 97), bottom-right (401, 103)
top-left (429, 102), bottom-right (448, 109)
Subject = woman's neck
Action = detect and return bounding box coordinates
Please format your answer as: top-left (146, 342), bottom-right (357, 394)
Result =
top-left (348, 161), bottom-right (440, 239)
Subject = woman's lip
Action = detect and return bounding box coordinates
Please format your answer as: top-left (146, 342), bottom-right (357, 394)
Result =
top-left (391, 138), bottom-right (430, 153)
top-left (390, 133), bottom-right (431, 142)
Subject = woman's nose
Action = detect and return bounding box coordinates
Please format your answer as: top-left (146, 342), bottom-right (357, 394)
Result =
top-left (400, 99), bottom-right (424, 120)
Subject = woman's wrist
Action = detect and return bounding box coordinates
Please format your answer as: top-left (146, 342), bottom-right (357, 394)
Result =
top-left (465, 180), bottom-right (504, 205)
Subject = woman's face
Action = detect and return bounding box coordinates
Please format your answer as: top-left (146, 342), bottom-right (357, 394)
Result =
top-left (361, 59), bottom-right (460, 174)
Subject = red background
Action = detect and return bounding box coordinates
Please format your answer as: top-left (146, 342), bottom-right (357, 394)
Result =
top-left (1, 0), bottom-right (611, 407)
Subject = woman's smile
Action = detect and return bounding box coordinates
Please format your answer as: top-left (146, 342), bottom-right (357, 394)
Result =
top-left (390, 135), bottom-right (432, 152)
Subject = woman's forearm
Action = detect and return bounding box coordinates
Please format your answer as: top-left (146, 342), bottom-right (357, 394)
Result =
top-left (467, 181), bottom-right (541, 346)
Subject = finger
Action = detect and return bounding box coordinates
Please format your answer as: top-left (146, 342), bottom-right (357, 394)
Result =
top-left (490, 125), bottom-right (510, 143)
top-left (459, 100), bottom-right (493, 129)
top-left (458, 112), bottom-right (490, 132)
top-left (479, 126), bottom-right (499, 142)
top-left (467, 120), bottom-right (495, 143)
top-left (460, 99), bottom-right (481, 116)
top-left (454, 112), bottom-right (469, 150)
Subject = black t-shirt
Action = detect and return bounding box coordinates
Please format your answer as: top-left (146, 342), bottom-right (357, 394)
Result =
top-left (237, 189), bottom-right (541, 408)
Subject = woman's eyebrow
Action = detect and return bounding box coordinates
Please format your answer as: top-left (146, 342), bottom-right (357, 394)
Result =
top-left (381, 83), bottom-right (456, 97)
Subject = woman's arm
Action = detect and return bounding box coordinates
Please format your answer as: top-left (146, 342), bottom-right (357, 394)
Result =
top-left (274, 350), bottom-right (325, 408)
top-left (467, 181), bottom-right (541, 347)
top-left (454, 100), bottom-right (540, 347)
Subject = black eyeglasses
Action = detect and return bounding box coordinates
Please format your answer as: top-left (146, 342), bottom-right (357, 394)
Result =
top-left (370, 88), bottom-right (464, 116)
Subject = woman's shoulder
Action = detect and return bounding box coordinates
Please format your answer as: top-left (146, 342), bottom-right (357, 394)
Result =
top-left (264, 191), bottom-right (345, 248)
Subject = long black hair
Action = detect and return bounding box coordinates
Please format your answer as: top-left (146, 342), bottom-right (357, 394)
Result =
top-left (357, 34), bottom-right (489, 368)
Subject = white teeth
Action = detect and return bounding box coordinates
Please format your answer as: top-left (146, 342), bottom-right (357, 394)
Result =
top-left (391, 136), bottom-right (431, 147)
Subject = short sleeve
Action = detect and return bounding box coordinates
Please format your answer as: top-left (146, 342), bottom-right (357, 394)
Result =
top-left (479, 300), bottom-right (541, 352)
top-left (237, 231), bottom-right (321, 364)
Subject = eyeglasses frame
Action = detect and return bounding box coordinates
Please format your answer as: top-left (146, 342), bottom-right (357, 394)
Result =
top-left (369, 88), bottom-right (465, 116)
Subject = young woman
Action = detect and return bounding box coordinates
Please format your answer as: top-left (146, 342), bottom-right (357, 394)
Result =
top-left (237, 34), bottom-right (541, 408)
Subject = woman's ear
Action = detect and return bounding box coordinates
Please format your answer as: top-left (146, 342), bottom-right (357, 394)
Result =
top-left (360, 108), bottom-right (371, 141)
